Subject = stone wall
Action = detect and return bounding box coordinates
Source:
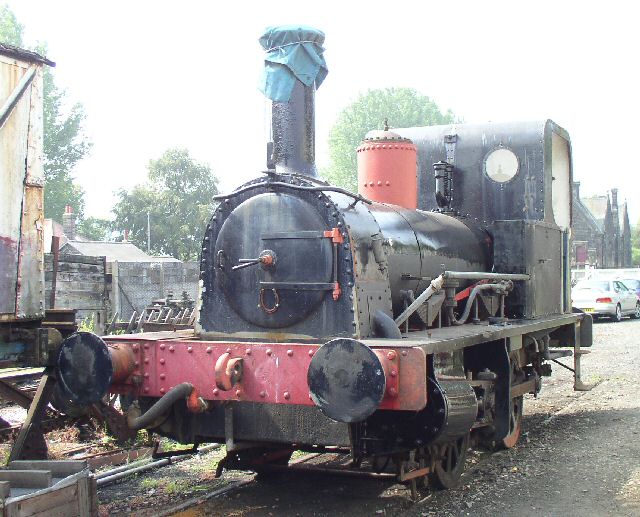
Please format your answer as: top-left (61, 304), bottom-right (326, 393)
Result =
top-left (571, 183), bottom-right (604, 267)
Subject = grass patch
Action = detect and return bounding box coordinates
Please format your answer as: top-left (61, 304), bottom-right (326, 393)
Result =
top-left (140, 478), bottom-right (162, 490)
top-left (164, 479), bottom-right (186, 495)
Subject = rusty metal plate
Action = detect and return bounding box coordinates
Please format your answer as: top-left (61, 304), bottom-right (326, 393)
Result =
top-left (105, 338), bottom-right (427, 412)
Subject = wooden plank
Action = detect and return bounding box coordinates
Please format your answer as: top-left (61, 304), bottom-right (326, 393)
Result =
top-left (0, 367), bottom-right (43, 381)
top-left (4, 483), bottom-right (80, 517)
top-left (76, 476), bottom-right (92, 517)
top-left (0, 480), bottom-right (10, 499)
top-left (26, 501), bottom-right (81, 517)
top-left (0, 470), bottom-right (51, 488)
top-left (8, 461), bottom-right (87, 478)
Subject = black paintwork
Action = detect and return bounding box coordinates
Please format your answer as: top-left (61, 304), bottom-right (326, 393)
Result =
top-left (308, 338), bottom-right (386, 423)
top-left (216, 192), bottom-right (333, 328)
top-left (394, 120), bottom-right (570, 226)
top-left (147, 398), bottom-right (351, 447)
top-left (492, 220), bottom-right (564, 319)
top-left (271, 81), bottom-right (316, 176)
top-left (200, 173), bottom-right (492, 340)
top-left (200, 175), bottom-right (356, 341)
top-left (56, 332), bottom-right (112, 405)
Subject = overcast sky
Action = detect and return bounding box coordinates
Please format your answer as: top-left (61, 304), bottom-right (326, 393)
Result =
top-left (6, 0), bottom-right (640, 224)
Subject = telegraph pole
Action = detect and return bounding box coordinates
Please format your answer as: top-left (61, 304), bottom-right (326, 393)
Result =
top-left (147, 211), bottom-right (151, 253)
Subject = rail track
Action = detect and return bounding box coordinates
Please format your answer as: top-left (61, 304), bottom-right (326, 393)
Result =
top-left (107, 382), bottom-right (603, 516)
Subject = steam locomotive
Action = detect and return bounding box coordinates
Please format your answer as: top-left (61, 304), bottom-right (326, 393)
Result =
top-left (51, 26), bottom-right (592, 491)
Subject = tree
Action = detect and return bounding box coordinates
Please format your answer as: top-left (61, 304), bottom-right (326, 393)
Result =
top-left (324, 88), bottom-right (456, 192)
top-left (77, 217), bottom-right (113, 241)
top-left (112, 149), bottom-right (218, 261)
top-left (41, 61), bottom-right (91, 220)
top-left (0, 5), bottom-right (91, 222)
top-left (632, 219), bottom-right (640, 266)
top-left (0, 5), bottom-right (21, 45)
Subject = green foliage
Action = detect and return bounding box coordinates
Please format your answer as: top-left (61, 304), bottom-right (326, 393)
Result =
top-left (77, 216), bottom-right (113, 241)
top-left (632, 220), bottom-right (640, 266)
top-left (325, 87), bottom-right (456, 192)
top-left (77, 314), bottom-right (95, 332)
top-left (41, 54), bottom-right (92, 221)
top-left (0, 4), bottom-right (22, 45)
top-left (0, 6), bottom-right (91, 222)
top-left (113, 149), bottom-right (218, 261)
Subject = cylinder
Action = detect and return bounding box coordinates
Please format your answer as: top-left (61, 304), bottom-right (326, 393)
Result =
top-left (357, 130), bottom-right (418, 209)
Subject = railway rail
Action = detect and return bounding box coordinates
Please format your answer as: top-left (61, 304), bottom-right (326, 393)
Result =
top-left (102, 382), bottom-right (602, 516)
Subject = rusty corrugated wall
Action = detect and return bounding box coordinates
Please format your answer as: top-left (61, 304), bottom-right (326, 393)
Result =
top-left (0, 52), bottom-right (45, 322)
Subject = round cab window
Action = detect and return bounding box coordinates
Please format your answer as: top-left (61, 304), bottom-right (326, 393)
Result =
top-left (485, 148), bottom-right (519, 183)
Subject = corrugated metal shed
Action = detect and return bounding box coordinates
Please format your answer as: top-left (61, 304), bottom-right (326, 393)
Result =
top-left (1, 43), bottom-right (52, 321)
top-left (0, 43), bottom-right (55, 67)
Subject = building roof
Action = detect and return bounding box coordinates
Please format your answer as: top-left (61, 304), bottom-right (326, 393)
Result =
top-left (62, 241), bottom-right (158, 263)
top-left (581, 195), bottom-right (608, 226)
top-left (0, 42), bottom-right (55, 66)
top-left (573, 201), bottom-right (603, 236)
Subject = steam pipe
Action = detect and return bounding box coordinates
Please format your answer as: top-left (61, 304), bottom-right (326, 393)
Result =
top-left (127, 382), bottom-right (194, 430)
top-left (395, 275), bottom-right (445, 327)
top-left (212, 181), bottom-right (371, 204)
top-left (373, 310), bottom-right (402, 339)
top-left (447, 283), bottom-right (510, 326)
top-left (443, 271), bottom-right (530, 281)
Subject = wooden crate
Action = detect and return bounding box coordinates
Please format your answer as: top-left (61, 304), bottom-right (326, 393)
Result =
top-left (0, 460), bottom-right (96, 517)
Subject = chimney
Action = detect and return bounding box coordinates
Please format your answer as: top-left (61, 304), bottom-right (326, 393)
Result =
top-left (611, 188), bottom-right (618, 209)
top-left (62, 205), bottom-right (76, 240)
top-left (571, 181), bottom-right (580, 200)
top-left (259, 26), bottom-right (328, 177)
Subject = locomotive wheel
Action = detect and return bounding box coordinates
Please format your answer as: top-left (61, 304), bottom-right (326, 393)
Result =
top-left (431, 434), bottom-right (469, 489)
top-left (500, 395), bottom-right (523, 449)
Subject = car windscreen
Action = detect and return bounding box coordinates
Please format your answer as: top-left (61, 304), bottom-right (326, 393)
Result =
top-left (621, 279), bottom-right (640, 289)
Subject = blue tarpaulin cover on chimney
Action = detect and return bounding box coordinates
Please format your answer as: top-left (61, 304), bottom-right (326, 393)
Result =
top-left (259, 25), bottom-right (327, 103)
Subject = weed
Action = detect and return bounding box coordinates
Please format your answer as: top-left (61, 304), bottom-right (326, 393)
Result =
top-left (78, 315), bottom-right (95, 332)
top-left (140, 478), bottom-right (161, 490)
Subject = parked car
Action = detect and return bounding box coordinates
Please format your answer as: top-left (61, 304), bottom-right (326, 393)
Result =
top-left (619, 278), bottom-right (640, 300)
top-left (572, 279), bottom-right (640, 322)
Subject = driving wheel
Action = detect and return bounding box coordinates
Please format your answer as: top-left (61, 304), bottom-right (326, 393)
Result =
top-left (431, 433), bottom-right (469, 489)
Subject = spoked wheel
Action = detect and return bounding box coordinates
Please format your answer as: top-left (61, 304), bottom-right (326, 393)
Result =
top-left (501, 395), bottom-right (524, 449)
top-left (431, 433), bottom-right (469, 489)
top-left (631, 303), bottom-right (640, 320)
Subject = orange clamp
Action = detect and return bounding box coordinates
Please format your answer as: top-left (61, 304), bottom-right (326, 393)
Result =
top-left (324, 228), bottom-right (344, 244)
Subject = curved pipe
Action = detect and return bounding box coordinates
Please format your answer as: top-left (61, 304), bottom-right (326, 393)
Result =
top-left (447, 283), bottom-right (507, 326)
top-left (212, 181), bottom-right (371, 205)
top-left (373, 310), bottom-right (402, 339)
top-left (127, 382), bottom-right (194, 430)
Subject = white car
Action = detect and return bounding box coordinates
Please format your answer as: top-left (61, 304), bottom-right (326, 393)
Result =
top-left (572, 279), bottom-right (640, 322)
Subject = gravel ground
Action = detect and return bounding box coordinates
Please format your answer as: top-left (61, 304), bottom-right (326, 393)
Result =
top-left (95, 317), bottom-right (640, 516)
